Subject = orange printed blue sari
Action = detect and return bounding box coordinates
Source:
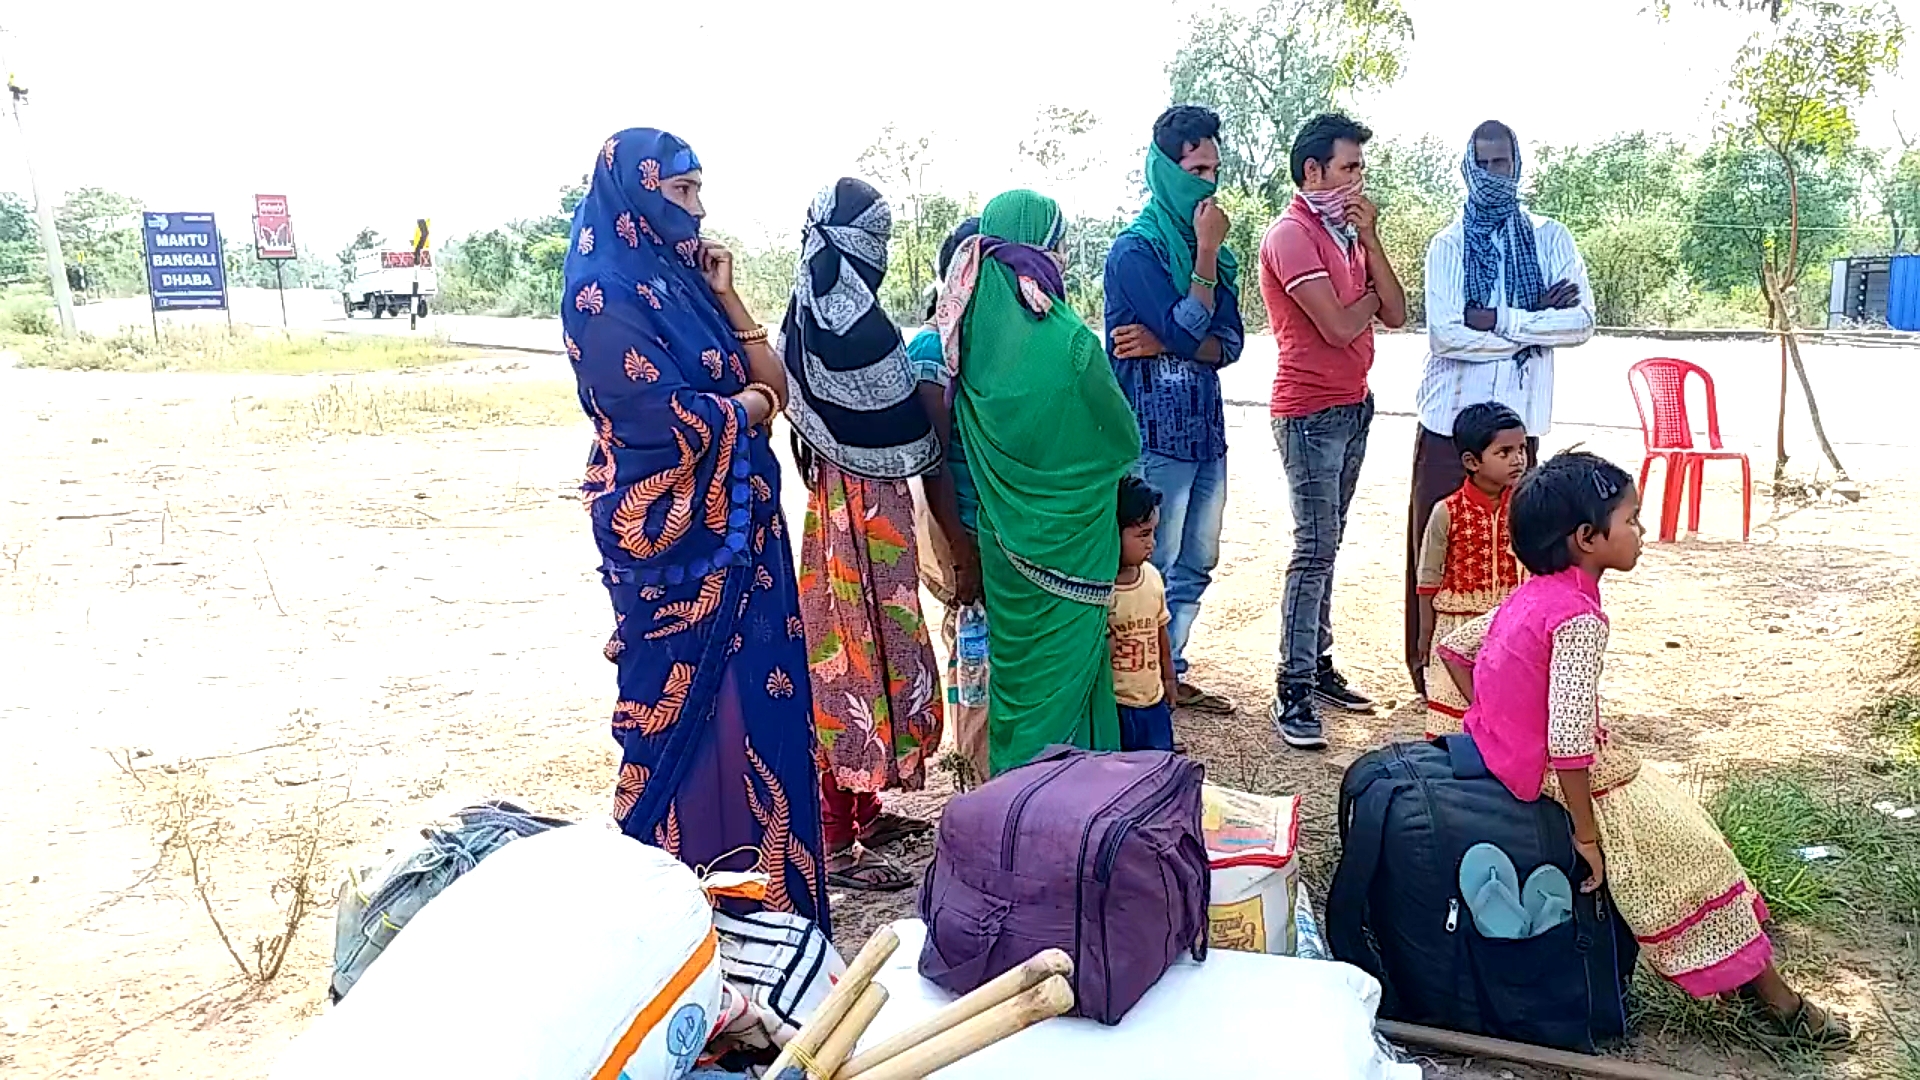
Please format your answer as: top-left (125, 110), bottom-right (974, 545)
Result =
top-left (560, 127), bottom-right (828, 931)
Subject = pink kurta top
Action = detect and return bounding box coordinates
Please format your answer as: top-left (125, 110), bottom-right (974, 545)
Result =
top-left (1441, 567), bottom-right (1608, 801)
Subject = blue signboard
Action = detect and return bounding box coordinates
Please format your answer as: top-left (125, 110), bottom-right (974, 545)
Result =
top-left (142, 212), bottom-right (228, 311)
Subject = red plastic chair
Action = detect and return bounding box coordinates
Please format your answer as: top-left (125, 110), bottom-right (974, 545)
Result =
top-left (1627, 358), bottom-right (1751, 542)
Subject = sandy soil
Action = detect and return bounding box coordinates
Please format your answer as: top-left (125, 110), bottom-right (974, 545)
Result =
top-left (3, 347), bottom-right (1918, 1080)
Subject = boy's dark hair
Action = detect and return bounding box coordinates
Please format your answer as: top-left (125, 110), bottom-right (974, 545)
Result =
top-left (1453, 402), bottom-right (1527, 460)
top-left (1118, 475), bottom-right (1162, 529)
top-left (926, 217), bottom-right (982, 320)
top-left (1152, 105), bottom-right (1222, 162)
top-left (1510, 451), bottom-right (1634, 576)
top-left (1290, 112), bottom-right (1373, 186)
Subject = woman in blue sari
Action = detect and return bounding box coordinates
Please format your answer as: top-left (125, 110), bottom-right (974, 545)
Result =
top-left (561, 128), bottom-right (829, 930)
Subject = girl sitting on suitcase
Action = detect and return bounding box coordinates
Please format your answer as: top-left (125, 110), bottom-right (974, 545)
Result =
top-left (1436, 450), bottom-right (1849, 1047)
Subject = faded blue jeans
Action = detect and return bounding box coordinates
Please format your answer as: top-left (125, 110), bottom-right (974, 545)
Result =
top-left (1273, 395), bottom-right (1373, 685)
top-left (1136, 452), bottom-right (1228, 677)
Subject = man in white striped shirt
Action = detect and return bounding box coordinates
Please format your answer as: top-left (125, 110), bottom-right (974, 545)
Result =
top-left (1403, 121), bottom-right (1595, 695)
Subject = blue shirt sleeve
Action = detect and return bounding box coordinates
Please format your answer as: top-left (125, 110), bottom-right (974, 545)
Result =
top-left (1209, 277), bottom-right (1244, 369)
top-left (1103, 233), bottom-right (1205, 360)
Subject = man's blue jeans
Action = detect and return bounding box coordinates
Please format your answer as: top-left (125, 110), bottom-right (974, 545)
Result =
top-left (1136, 452), bottom-right (1228, 677)
top-left (1273, 395), bottom-right (1373, 685)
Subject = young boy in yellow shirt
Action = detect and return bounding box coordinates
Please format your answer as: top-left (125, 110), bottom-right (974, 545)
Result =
top-left (1112, 477), bottom-right (1177, 752)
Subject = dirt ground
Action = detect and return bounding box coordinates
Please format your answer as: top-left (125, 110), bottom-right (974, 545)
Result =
top-left (4, 350), bottom-right (1918, 1080)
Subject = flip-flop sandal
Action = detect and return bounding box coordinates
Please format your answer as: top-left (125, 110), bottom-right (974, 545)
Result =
top-left (825, 847), bottom-right (915, 893)
top-left (859, 812), bottom-right (933, 850)
top-left (1757, 997), bottom-right (1854, 1048)
top-left (1176, 684), bottom-right (1235, 714)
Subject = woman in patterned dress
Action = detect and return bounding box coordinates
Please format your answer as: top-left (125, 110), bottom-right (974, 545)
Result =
top-left (780, 178), bottom-right (953, 892)
top-left (560, 128), bottom-right (829, 930)
top-left (1438, 451), bottom-right (1847, 1045)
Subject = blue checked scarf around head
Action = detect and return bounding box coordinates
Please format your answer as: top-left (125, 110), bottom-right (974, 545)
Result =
top-left (1461, 133), bottom-right (1545, 367)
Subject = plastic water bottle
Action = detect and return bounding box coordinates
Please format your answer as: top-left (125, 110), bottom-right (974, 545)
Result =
top-left (955, 602), bottom-right (990, 708)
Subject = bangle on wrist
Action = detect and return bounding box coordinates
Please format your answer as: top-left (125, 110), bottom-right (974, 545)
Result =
top-left (734, 325), bottom-right (769, 345)
top-left (742, 381), bottom-right (781, 419)
top-left (1190, 272), bottom-right (1217, 290)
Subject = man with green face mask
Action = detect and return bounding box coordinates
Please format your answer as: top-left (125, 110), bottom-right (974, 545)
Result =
top-left (1104, 105), bottom-right (1246, 718)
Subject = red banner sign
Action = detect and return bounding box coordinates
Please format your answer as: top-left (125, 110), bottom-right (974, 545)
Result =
top-left (253, 194), bottom-right (297, 260)
top-left (379, 250), bottom-right (432, 269)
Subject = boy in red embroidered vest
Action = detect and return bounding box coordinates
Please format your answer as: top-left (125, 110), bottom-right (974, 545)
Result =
top-left (1111, 477), bottom-right (1177, 752)
top-left (1416, 402), bottom-right (1528, 736)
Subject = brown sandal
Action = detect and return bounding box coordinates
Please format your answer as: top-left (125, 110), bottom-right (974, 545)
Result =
top-left (1759, 997), bottom-right (1853, 1049)
top-left (1175, 682), bottom-right (1235, 714)
top-left (826, 845), bottom-right (915, 893)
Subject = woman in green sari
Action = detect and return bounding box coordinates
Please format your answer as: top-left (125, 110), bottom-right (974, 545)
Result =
top-left (931, 190), bottom-right (1142, 774)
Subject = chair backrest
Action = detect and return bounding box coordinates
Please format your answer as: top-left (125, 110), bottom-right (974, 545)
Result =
top-left (1627, 357), bottom-right (1723, 452)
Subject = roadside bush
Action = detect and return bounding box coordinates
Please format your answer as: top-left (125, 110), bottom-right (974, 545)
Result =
top-left (3, 285), bottom-right (54, 335)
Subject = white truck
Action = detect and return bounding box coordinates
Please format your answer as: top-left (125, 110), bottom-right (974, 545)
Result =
top-left (342, 250), bottom-right (437, 319)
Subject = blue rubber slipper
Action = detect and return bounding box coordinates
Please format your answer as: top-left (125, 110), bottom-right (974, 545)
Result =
top-left (1522, 864), bottom-right (1574, 937)
top-left (1458, 842), bottom-right (1527, 939)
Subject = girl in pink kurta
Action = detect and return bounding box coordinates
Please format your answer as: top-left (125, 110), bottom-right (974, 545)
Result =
top-left (1438, 451), bottom-right (1849, 1047)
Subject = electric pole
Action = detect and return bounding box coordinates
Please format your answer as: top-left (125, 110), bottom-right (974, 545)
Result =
top-left (4, 36), bottom-right (77, 335)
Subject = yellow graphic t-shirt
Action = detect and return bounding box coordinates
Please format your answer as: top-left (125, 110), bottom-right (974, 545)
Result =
top-left (1109, 563), bottom-right (1172, 708)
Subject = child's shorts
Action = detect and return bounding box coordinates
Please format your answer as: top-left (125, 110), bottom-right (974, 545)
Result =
top-left (1118, 699), bottom-right (1175, 752)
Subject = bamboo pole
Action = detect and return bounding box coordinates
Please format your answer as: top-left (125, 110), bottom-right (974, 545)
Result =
top-left (1375, 1020), bottom-right (1716, 1080)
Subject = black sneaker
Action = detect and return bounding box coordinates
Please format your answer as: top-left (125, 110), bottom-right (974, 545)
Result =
top-left (1269, 683), bottom-right (1327, 750)
top-left (1314, 661), bottom-right (1375, 713)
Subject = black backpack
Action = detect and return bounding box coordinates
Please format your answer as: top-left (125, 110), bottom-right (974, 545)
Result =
top-left (1327, 736), bottom-right (1637, 1053)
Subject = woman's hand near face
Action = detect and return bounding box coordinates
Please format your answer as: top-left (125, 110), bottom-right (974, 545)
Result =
top-left (698, 240), bottom-right (736, 300)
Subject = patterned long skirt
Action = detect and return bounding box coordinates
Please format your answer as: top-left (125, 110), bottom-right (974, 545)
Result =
top-left (1424, 609), bottom-right (1474, 737)
top-left (1550, 745), bottom-right (1772, 998)
top-left (798, 463), bottom-right (944, 798)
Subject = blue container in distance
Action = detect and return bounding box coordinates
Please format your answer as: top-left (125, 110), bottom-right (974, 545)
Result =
top-left (1890, 253), bottom-right (1920, 332)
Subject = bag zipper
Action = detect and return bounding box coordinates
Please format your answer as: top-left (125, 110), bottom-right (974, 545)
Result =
top-left (1094, 762), bottom-right (1187, 883)
top-left (1446, 898), bottom-right (1459, 933)
top-left (1001, 758), bottom-right (1076, 871)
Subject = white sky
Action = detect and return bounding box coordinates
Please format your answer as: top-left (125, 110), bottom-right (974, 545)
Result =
top-left (1, 0), bottom-right (1914, 255)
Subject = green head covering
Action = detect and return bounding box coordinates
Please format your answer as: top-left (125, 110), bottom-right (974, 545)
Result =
top-left (1126, 145), bottom-right (1240, 294)
top-left (955, 189), bottom-right (1141, 773)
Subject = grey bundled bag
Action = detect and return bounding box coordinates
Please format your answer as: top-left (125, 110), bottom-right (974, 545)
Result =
top-left (329, 800), bottom-right (570, 1002)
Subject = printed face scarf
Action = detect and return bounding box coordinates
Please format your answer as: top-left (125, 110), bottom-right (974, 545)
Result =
top-left (779, 178), bottom-right (938, 480)
top-left (1125, 145), bottom-right (1239, 293)
top-left (1298, 180), bottom-right (1363, 246)
top-left (1461, 133), bottom-right (1546, 366)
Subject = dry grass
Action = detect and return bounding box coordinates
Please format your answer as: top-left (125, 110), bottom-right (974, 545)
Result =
top-left (242, 381), bottom-right (579, 438)
top-left (9, 325), bottom-right (479, 374)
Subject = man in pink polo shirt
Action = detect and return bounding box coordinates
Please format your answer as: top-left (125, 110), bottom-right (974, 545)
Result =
top-left (1258, 112), bottom-right (1408, 749)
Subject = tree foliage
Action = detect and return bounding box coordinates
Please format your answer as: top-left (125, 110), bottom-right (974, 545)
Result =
top-left (56, 188), bottom-right (147, 297)
top-left (0, 193), bottom-right (42, 286)
top-left (1723, 0), bottom-right (1903, 287)
top-left (1166, 0), bottom-right (1412, 205)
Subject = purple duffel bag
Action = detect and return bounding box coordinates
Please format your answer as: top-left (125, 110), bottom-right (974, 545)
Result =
top-left (917, 746), bottom-right (1209, 1025)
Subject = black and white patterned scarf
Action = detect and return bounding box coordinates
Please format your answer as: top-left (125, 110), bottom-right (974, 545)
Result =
top-left (779, 178), bottom-right (938, 480)
top-left (1461, 134), bottom-right (1546, 368)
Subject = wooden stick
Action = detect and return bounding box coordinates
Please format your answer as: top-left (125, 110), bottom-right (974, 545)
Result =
top-left (840, 949), bottom-right (1073, 1079)
top-left (1375, 1020), bottom-right (1716, 1080)
top-left (813, 983), bottom-right (888, 1079)
top-left (852, 975), bottom-right (1075, 1080)
top-left (765, 926), bottom-right (899, 1080)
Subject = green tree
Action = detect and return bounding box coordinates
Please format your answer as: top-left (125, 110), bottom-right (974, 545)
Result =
top-left (859, 124), bottom-right (938, 319)
top-left (1683, 142), bottom-right (1858, 292)
top-left (0, 193), bottom-right (43, 285)
top-left (1528, 133), bottom-right (1697, 324)
top-left (1720, 0), bottom-right (1904, 479)
top-left (1879, 127), bottom-right (1919, 251)
top-left (1166, 0), bottom-right (1413, 205)
top-left (1366, 136), bottom-right (1461, 325)
top-left (56, 188), bottom-right (146, 297)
